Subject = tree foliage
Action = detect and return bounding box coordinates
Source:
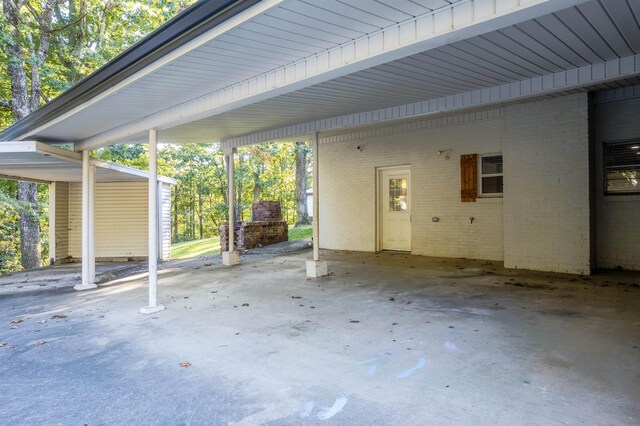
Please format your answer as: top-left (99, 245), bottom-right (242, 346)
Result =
top-left (1, 0), bottom-right (195, 125)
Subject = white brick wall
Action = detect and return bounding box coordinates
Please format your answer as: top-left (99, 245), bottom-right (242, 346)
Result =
top-left (503, 93), bottom-right (591, 274)
top-left (319, 110), bottom-right (504, 261)
top-left (594, 95), bottom-right (640, 271)
top-left (319, 93), bottom-right (594, 274)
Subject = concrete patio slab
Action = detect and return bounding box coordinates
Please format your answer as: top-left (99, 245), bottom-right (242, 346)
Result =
top-left (0, 249), bottom-right (638, 425)
top-left (0, 262), bottom-right (146, 295)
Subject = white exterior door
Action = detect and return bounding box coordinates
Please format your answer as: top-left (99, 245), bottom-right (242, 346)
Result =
top-left (380, 167), bottom-right (411, 251)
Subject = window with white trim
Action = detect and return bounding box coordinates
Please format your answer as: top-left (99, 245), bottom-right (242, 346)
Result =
top-left (479, 154), bottom-right (503, 196)
top-left (604, 140), bottom-right (640, 194)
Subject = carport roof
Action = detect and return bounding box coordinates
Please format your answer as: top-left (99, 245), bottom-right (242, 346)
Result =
top-left (0, 0), bottom-right (639, 150)
top-left (0, 141), bottom-right (176, 184)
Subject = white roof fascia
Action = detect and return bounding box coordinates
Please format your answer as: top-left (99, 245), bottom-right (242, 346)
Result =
top-left (1, 141), bottom-right (81, 161)
top-left (75, 0), bottom-right (590, 151)
top-left (0, 141), bottom-right (176, 184)
top-left (0, 173), bottom-right (51, 184)
top-left (222, 53), bottom-right (640, 148)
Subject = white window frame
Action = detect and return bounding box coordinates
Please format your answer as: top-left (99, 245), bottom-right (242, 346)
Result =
top-left (478, 153), bottom-right (503, 197)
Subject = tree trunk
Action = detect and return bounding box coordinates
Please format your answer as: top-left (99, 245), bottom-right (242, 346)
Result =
top-left (4, 0), bottom-right (57, 270)
top-left (236, 155), bottom-right (243, 222)
top-left (295, 141), bottom-right (310, 226)
top-left (253, 181), bottom-right (260, 202)
top-left (198, 191), bottom-right (203, 239)
top-left (17, 182), bottom-right (41, 269)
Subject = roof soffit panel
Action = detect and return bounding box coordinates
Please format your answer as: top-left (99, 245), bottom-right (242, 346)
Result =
top-left (19, 0), bottom-right (429, 143)
top-left (74, 0), bottom-right (592, 150)
top-left (25, 0), bottom-right (637, 148)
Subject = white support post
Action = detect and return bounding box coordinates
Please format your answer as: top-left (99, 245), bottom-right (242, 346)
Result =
top-left (157, 181), bottom-right (164, 261)
top-left (48, 182), bottom-right (56, 266)
top-left (140, 129), bottom-right (165, 314)
top-left (306, 132), bottom-right (328, 278)
top-left (75, 151), bottom-right (97, 290)
top-left (222, 147), bottom-right (240, 266)
top-left (88, 163), bottom-right (96, 283)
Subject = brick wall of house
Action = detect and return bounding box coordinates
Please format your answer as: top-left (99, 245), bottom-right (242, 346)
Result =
top-left (319, 108), bottom-right (505, 261)
top-left (319, 93), bottom-right (593, 274)
top-left (594, 95), bottom-right (640, 271)
top-left (502, 93), bottom-right (591, 274)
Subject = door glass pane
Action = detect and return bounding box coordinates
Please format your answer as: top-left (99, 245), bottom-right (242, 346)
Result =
top-left (389, 178), bottom-right (407, 211)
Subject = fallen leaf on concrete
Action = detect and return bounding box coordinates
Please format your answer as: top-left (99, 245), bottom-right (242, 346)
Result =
top-left (37, 340), bottom-right (46, 345)
top-left (10, 318), bottom-right (23, 324)
top-left (178, 362), bottom-right (192, 368)
top-left (51, 314), bottom-right (67, 319)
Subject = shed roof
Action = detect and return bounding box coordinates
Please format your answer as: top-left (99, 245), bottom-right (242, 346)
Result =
top-left (0, 142), bottom-right (176, 184)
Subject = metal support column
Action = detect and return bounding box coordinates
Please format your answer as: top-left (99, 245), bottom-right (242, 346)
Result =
top-left (140, 129), bottom-right (165, 314)
top-left (306, 132), bottom-right (328, 277)
top-left (75, 150), bottom-right (97, 290)
top-left (222, 147), bottom-right (240, 266)
top-left (88, 163), bottom-right (96, 283)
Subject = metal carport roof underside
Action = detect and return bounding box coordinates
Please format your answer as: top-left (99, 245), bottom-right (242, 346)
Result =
top-left (0, 0), bottom-right (638, 150)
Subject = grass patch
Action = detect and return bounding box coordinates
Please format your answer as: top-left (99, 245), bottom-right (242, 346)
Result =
top-left (171, 237), bottom-right (220, 259)
top-left (171, 225), bottom-right (312, 259)
top-left (288, 225), bottom-right (312, 241)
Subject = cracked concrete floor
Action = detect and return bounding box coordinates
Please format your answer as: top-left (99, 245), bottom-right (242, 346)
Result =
top-left (0, 248), bottom-right (639, 425)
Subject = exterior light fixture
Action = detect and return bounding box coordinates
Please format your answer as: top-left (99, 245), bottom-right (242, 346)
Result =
top-left (436, 149), bottom-right (451, 160)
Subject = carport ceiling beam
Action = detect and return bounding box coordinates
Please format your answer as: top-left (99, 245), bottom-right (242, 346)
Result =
top-left (221, 54), bottom-right (640, 148)
top-left (75, 0), bottom-right (589, 151)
